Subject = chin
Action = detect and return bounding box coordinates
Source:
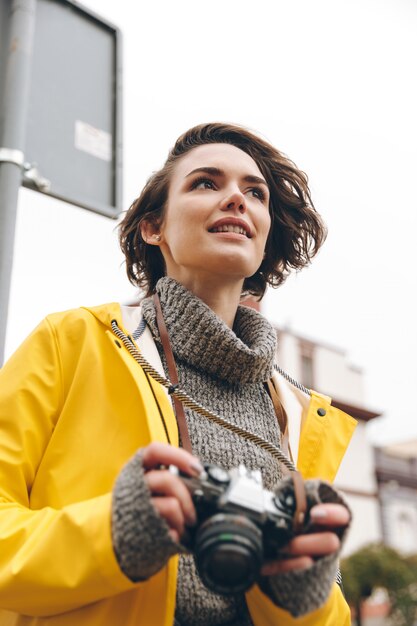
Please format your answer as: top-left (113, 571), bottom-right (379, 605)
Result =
top-left (209, 253), bottom-right (260, 274)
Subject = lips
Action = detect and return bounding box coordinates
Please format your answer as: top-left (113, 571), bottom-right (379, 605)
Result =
top-left (208, 217), bottom-right (252, 238)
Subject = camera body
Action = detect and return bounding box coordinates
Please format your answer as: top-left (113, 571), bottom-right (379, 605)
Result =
top-left (173, 463), bottom-right (312, 595)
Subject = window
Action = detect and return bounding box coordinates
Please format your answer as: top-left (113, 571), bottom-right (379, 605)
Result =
top-left (299, 340), bottom-right (315, 389)
top-left (301, 354), bottom-right (314, 389)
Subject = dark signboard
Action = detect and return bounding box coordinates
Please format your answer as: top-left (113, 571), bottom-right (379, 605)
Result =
top-left (23, 0), bottom-right (122, 217)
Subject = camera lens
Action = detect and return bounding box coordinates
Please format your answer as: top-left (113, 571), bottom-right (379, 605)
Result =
top-left (194, 513), bottom-right (263, 595)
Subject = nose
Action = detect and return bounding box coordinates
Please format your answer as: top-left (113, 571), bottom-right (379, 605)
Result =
top-left (221, 190), bottom-right (247, 214)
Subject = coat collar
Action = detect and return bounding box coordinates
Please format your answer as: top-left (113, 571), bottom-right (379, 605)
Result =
top-left (82, 302), bottom-right (125, 330)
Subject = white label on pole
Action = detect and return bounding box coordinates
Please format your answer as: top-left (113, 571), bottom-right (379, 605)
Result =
top-left (74, 120), bottom-right (112, 162)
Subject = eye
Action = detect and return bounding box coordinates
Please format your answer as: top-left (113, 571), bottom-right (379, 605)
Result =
top-left (190, 177), bottom-right (217, 191)
top-left (249, 187), bottom-right (266, 201)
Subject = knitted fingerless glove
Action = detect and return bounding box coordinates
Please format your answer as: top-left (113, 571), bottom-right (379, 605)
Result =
top-left (259, 480), bottom-right (350, 617)
top-left (111, 450), bottom-right (180, 582)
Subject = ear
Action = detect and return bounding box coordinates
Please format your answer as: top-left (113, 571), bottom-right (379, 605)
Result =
top-left (140, 218), bottom-right (162, 245)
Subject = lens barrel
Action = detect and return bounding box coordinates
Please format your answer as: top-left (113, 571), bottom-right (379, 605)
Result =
top-left (194, 513), bottom-right (263, 595)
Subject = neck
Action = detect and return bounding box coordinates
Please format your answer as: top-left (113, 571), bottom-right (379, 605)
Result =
top-left (166, 273), bottom-right (244, 328)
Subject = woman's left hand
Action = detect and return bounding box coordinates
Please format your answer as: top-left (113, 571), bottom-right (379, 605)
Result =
top-left (260, 503), bottom-right (349, 575)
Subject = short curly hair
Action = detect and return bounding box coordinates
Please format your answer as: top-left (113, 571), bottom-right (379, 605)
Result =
top-left (119, 122), bottom-right (327, 299)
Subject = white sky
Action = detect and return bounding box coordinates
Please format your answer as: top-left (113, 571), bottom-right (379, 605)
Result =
top-left (5, 0), bottom-right (417, 445)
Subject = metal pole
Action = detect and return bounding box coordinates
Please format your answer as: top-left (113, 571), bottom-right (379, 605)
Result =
top-left (0, 0), bottom-right (36, 364)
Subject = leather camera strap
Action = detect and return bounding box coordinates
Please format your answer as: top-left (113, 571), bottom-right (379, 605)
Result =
top-left (153, 292), bottom-right (296, 475)
top-left (153, 293), bottom-right (193, 453)
top-left (265, 382), bottom-right (305, 529)
top-left (290, 470), bottom-right (308, 532)
top-left (153, 294), bottom-right (306, 533)
top-left (264, 378), bottom-right (293, 463)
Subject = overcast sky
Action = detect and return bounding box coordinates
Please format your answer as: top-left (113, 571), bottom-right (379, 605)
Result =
top-left (5, 0), bottom-right (417, 445)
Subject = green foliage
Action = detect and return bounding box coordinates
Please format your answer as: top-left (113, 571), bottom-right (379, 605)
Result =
top-left (405, 554), bottom-right (417, 578)
top-left (341, 544), bottom-right (417, 626)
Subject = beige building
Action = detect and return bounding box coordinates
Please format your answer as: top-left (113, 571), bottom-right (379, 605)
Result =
top-left (375, 440), bottom-right (417, 555)
top-left (274, 326), bottom-right (382, 555)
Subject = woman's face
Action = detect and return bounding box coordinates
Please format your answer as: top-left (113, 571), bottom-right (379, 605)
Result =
top-left (149, 143), bottom-right (271, 289)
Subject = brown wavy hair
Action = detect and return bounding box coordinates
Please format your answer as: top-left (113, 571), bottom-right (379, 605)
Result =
top-left (119, 122), bottom-right (327, 299)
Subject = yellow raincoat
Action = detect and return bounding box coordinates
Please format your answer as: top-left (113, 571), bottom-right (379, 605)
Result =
top-left (0, 304), bottom-right (357, 625)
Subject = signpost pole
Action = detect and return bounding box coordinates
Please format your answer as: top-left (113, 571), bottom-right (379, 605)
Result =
top-left (0, 0), bottom-right (37, 364)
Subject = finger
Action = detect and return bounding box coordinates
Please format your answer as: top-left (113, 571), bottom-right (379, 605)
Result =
top-left (142, 442), bottom-right (203, 476)
top-left (310, 503), bottom-right (350, 527)
top-left (284, 532), bottom-right (340, 557)
top-left (261, 556), bottom-right (313, 576)
top-left (146, 470), bottom-right (197, 526)
top-left (168, 528), bottom-right (180, 543)
top-left (152, 496), bottom-right (186, 539)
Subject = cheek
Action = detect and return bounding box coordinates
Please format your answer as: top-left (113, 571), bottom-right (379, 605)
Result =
top-left (161, 210), bottom-right (197, 252)
top-left (260, 214), bottom-right (272, 245)
top-left (163, 200), bottom-right (195, 229)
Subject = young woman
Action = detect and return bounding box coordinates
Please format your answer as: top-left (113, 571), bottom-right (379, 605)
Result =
top-left (0, 123), bottom-right (356, 625)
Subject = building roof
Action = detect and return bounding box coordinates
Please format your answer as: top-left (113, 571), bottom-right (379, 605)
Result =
top-left (331, 398), bottom-right (381, 422)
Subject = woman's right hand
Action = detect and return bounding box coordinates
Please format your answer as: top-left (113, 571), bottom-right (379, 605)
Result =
top-left (141, 442), bottom-right (202, 543)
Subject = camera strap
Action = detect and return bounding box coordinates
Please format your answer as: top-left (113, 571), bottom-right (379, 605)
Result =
top-left (153, 292), bottom-right (294, 469)
top-left (264, 378), bottom-right (293, 463)
top-left (153, 293), bottom-right (193, 453)
top-left (291, 471), bottom-right (308, 532)
top-left (263, 382), bottom-right (306, 527)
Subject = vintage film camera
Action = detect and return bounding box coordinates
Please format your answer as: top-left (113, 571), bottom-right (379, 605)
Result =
top-left (171, 463), bottom-right (325, 595)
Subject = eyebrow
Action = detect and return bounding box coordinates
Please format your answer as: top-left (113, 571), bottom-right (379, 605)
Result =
top-left (185, 166), bottom-right (268, 188)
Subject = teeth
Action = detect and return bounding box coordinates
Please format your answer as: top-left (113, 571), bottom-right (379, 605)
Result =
top-left (211, 224), bottom-right (247, 236)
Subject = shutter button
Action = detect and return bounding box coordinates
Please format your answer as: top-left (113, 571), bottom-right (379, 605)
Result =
top-left (317, 408), bottom-right (326, 417)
